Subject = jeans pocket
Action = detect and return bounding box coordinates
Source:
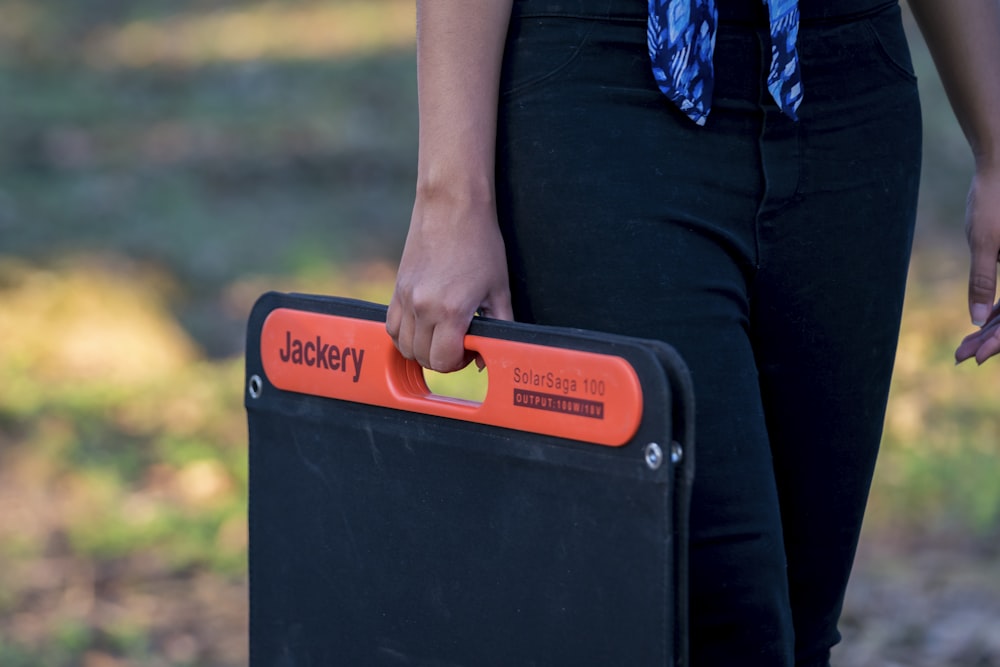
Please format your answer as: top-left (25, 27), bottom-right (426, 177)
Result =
top-left (500, 16), bottom-right (596, 99)
top-left (860, 6), bottom-right (918, 84)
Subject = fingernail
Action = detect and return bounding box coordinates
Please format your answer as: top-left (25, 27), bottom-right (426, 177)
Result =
top-left (972, 303), bottom-right (990, 327)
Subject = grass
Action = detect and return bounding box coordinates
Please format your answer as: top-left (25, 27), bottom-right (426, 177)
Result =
top-left (872, 246), bottom-right (1000, 537)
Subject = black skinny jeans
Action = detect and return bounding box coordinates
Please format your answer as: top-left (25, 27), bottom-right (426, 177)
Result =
top-left (495, 1), bottom-right (921, 664)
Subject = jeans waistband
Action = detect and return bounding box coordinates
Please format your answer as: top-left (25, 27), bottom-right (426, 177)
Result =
top-left (511, 0), bottom-right (899, 25)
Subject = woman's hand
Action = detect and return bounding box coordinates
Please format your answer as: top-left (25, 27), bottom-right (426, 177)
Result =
top-left (386, 189), bottom-right (513, 372)
top-left (956, 163), bottom-right (1000, 364)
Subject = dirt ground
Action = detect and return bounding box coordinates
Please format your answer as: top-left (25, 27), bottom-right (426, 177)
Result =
top-left (836, 537), bottom-right (1000, 667)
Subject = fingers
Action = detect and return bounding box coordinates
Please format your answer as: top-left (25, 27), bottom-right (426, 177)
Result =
top-left (955, 329), bottom-right (986, 363)
top-left (973, 326), bottom-right (1000, 364)
top-left (482, 291), bottom-right (515, 322)
top-left (386, 286), bottom-right (477, 372)
top-left (955, 303), bottom-right (1000, 364)
top-left (957, 323), bottom-right (1000, 365)
top-left (386, 289), bottom-right (415, 359)
top-left (427, 318), bottom-right (471, 372)
top-left (955, 330), bottom-right (980, 363)
top-left (385, 291), bottom-right (403, 343)
top-left (388, 299), bottom-right (512, 372)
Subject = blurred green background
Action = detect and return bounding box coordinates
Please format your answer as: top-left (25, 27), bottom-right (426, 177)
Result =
top-left (0, 1), bottom-right (997, 665)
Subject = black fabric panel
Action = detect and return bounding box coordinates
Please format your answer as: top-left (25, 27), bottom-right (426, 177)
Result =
top-left (246, 294), bottom-right (694, 667)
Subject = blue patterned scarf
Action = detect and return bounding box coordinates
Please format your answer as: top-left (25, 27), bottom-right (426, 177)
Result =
top-left (648, 0), bottom-right (803, 125)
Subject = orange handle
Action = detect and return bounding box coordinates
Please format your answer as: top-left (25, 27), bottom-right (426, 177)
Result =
top-left (260, 308), bottom-right (643, 446)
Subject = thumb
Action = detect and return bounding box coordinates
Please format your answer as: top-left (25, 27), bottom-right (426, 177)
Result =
top-left (479, 290), bottom-right (515, 322)
top-left (469, 292), bottom-right (514, 372)
top-left (968, 242), bottom-right (999, 327)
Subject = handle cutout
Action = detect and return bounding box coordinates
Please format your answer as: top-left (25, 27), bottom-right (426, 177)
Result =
top-left (423, 362), bottom-right (489, 405)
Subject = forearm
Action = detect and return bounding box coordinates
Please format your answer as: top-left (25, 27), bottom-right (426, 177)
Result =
top-left (908, 0), bottom-right (1000, 167)
top-left (414, 0), bottom-right (514, 206)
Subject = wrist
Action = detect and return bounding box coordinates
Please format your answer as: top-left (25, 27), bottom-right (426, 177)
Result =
top-left (974, 147), bottom-right (1000, 173)
top-left (415, 169), bottom-right (496, 210)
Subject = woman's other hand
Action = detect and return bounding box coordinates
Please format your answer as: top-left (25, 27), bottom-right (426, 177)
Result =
top-left (956, 163), bottom-right (1000, 364)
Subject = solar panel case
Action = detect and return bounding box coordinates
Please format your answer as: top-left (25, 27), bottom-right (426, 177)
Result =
top-left (245, 293), bottom-right (694, 667)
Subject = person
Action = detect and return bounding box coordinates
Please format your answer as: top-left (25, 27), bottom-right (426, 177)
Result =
top-left (385, 0), bottom-right (1000, 664)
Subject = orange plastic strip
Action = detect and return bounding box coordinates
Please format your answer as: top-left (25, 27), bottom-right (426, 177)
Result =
top-left (260, 308), bottom-right (643, 446)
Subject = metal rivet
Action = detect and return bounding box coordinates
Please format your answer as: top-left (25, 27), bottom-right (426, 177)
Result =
top-left (671, 441), bottom-right (683, 464)
top-left (248, 374), bottom-right (263, 399)
top-left (644, 442), bottom-right (663, 470)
